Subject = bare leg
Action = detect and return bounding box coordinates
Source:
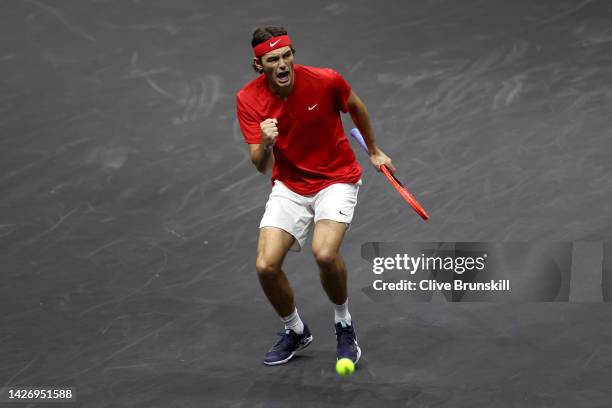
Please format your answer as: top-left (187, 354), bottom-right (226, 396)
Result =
top-left (312, 220), bottom-right (348, 305)
top-left (255, 227), bottom-right (296, 317)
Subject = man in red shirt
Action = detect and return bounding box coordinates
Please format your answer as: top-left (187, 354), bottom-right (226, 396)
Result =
top-left (236, 26), bottom-right (394, 366)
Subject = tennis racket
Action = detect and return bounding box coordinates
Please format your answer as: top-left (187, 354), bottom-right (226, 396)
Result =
top-left (350, 128), bottom-right (429, 221)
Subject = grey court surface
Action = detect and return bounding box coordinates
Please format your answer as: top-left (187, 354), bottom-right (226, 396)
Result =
top-left (2, 0), bottom-right (612, 406)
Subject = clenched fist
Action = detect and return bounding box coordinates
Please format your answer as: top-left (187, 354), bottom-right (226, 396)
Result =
top-left (260, 118), bottom-right (278, 149)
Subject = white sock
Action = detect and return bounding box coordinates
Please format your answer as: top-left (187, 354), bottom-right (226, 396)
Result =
top-left (333, 299), bottom-right (352, 325)
top-left (281, 309), bottom-right (304, 334)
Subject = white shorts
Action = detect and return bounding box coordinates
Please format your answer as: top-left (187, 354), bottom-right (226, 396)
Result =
top-left (259, 179), bottom-right (362, 252)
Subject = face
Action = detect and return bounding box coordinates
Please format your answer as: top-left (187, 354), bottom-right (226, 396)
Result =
top-left (256, 46), bottom-right (295, 93)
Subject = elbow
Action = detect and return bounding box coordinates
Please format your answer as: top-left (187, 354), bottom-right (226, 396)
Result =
top-left (251, 159), bottom-right (262, 173)
top-left (251, 158), bottom-right (267, 174)
top-left (249, 145), bottom-right (272, 174)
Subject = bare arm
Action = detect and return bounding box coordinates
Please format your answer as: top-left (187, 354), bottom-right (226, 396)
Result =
top-left (248, 118), bottom-right (278, 174)
top-left (346, 90), bottom-right (396, 172)
top-left (249, 143), bottom-right (274, 173)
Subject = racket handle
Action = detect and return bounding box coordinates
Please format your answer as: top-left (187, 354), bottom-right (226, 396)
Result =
top-left (350, 128), bottom-right (369, 154)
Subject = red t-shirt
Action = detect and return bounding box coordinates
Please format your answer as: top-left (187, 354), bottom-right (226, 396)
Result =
top-left (236, 64), bottom-right (362, 195)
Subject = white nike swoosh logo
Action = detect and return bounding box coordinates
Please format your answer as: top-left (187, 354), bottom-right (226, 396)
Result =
top-left (269, 39), bottom-right (281, 47)
top-left (308, 104), bottom-right (318, 110)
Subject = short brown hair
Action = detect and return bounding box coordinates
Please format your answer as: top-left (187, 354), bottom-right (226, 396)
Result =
top-left (251, 26), bottom-right (296, 74)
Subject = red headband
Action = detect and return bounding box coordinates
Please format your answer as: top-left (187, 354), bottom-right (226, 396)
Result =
top-left (253, 35), bottom-right (292, 58)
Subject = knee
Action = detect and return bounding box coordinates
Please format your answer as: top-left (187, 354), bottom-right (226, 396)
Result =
top-left (255, 257), bottom-right (281, 280)
top-left (313, 248), bottom-right (339, 268)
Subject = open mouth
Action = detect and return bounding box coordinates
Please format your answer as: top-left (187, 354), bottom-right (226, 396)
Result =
top-left (276, 70), bottom-right (290, 84)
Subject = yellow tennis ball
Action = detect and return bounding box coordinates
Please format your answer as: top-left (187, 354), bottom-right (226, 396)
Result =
top-left (335, 358), bottom-right (355, 377)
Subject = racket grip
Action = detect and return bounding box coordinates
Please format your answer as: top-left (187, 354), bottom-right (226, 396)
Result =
top-left (350, 128), bottom-right (369, 154)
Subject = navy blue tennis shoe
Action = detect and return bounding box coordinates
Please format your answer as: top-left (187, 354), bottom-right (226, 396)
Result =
top-left (263, 324), bottom-right (313, 366)
top-left (335, 321), bottom-right (361, 364)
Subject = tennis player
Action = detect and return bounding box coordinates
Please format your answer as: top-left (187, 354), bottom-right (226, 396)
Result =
top-left (236, 26), bottom-right (394, 366)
